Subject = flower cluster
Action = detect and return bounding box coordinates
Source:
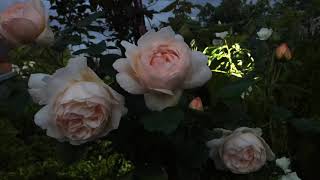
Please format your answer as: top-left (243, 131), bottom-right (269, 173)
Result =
top-left (28, 26), bottom-right (275, 175)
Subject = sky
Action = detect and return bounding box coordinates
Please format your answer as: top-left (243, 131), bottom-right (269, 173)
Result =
top-left (0, 0), bottom-right (264, 53)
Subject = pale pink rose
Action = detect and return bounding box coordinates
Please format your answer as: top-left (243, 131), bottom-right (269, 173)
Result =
top-left (189, 97), bottom-right (204, 111)
top-left (0, 0), bottom-right (54, 45)
top-left (113, 26), bottom-right (212, 111)
top-left (206, 127), bottom-right (275, 174)
top-left (28, 57), bottom-right (127, 145)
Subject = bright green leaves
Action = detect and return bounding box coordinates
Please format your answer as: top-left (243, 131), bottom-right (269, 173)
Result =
top-left (140, 108), bottom-right (184, 135)
top-left (204, 43), bottom-right (254, 78)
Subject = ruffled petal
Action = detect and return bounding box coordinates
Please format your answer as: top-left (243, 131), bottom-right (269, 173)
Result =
top-left (144, 89), bottom-right (182, 111)
top-left (113, 58), bottom-right (132, 73)
top-left (183, 51), bottom-right (212, 89)
top-left (35, 105), bottom-right (63, 139)
top-left (35, 25), bottom-right (54, 45)
top-left (116, 73), bottom-right (145, 94)
top-left (206, 138), bottom-right (227, 170)
top-left (28, 73), bottom-right (50, 105)
top-left (121, 41), bottom-right (139, 58)
top-left (137, 26), bottom-right (176, 47)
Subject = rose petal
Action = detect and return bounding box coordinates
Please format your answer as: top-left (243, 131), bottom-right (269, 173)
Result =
top-left (137, 26), bottom-right (175, 47)
top-left (175, 34), bottom-right (184, 41)
top-left (1, 18), bottom-right (40, 44)
top-left (206, 138), bottom-right (226, 170)
top-left (35, 105), bottom-right (64, 139)
top-left (59, 82), bottom-right (109, 104)
top-left (183, 51), bottom-right (212, 89)
top-left (110, 104), bottom-right (127, 129)
top-left (44, 56), bottom-right (90, 100)
top-left (28, 73), bottom-right (50, 105)
top-left (34, 105), bottom-right (51, 129)
top-left (116, 72), bottom-right (145, 94)
top-left (29, 0), bottom-right (45, 17)
top-left (144, 90), bottom-right (182, 111)
top-left (35, 25), bottom-right (54, 45)
top-left (113, 58), bottom-right (132, 73)
top-left (121, 41), bottom-right (139, 58)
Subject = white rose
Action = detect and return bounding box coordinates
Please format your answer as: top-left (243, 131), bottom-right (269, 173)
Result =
top-left (280, 172), bottom-right (301, 180)
top-left (113, 26), bottom-right (212, 111)
top-left (257, 28), bottom-right (273, 40)
top-left (206, 127), bottom-right (275, 174)
top-left (276, 157), bottom-right (291, 173)
top-left (0, 0), bottom-right (54, 45)
top-left (28, 57), bottom-right (127, 145)
top-left (215, 31), bottom-right (228, 39)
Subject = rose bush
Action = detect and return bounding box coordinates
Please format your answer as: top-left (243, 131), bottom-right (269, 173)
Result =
top-left (113, 26), bottom-right (212, 111)
top-left (28, 56), bottom-right (127, 145)
top-left (206, 127), bottom-right (275, 174)
top-left (0, 0), bottom-right (54, 45)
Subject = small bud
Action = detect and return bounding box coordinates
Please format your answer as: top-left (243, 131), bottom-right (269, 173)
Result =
top-left (189, 97), bottom-right (204, 111)
top-left (276, 43), bottom-right (292, 60)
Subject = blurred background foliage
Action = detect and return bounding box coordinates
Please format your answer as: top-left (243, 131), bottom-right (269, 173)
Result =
top-left (1, 0), bottom-right (320, 179)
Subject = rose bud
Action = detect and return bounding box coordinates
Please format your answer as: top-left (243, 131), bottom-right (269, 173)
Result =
top-left (276, 43), bottom-right (292, 60)
top-left (189, 97), bottom-right (204, 111)
top-left (113, 26), bottom-right (212, 111)
top-left (206, 127), bottom-right (275, 174)
top-left (28, 56), bottom-right (127, 145)
top-left (0, 0), bottom-right (54, 46)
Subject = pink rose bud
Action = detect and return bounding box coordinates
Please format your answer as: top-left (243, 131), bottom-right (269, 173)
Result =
top-left (276, 43), bottom-right (292, 60)
top-left (0, 0), bottom-right (54, 45)
top-left (189, 97), bottom-right (204, 111)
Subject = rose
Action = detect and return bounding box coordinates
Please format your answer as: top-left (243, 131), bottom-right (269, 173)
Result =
top-left (28, 57), bottom-right (127, 145)
top-left (0, 0), bottom-right (54, 45)
top-left (257, 28), bottom-right (273, 40)
top-left (113, 26), bottom-right (212, 111)
top-left (206, 127), bottom-right (275, 174)
top-left (215, 31), bottom-right (228, 39)
top-left (189, 97), bottom-right (203, 111)
top-left (276, 43), bottom-right (292, 60)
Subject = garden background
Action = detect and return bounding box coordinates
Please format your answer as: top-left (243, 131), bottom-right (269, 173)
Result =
top-left (0, 0), bottom-right (320, 179)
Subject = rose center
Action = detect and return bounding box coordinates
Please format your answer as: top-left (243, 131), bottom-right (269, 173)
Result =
top-left (149, 45), bottom-right (179, 68)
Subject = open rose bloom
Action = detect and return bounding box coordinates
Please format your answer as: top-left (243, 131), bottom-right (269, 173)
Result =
top-left (28, 57), bottom-right (127, 145)
top-left (0, 0), bottom-right (54, 45)
top-left (206, 127), bottom-right (275, 174)
top-left (113, 26), bottom-right (212, 111)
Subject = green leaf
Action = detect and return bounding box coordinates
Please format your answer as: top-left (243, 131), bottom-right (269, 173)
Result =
top-left (271, 106), bottom-right (293, 121)
top-left (160, 1), bottom-right (178, 12)
top-left (134, 166), bottom-right (168, 180)
top-left (290, 118), bottom-right (320, 135)
top-left (78, 11), bottom-right (105, 26)
top-left (140, 108), bottom-right (184, 135)
top-left (216, 79), bottom-right (254, 99)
